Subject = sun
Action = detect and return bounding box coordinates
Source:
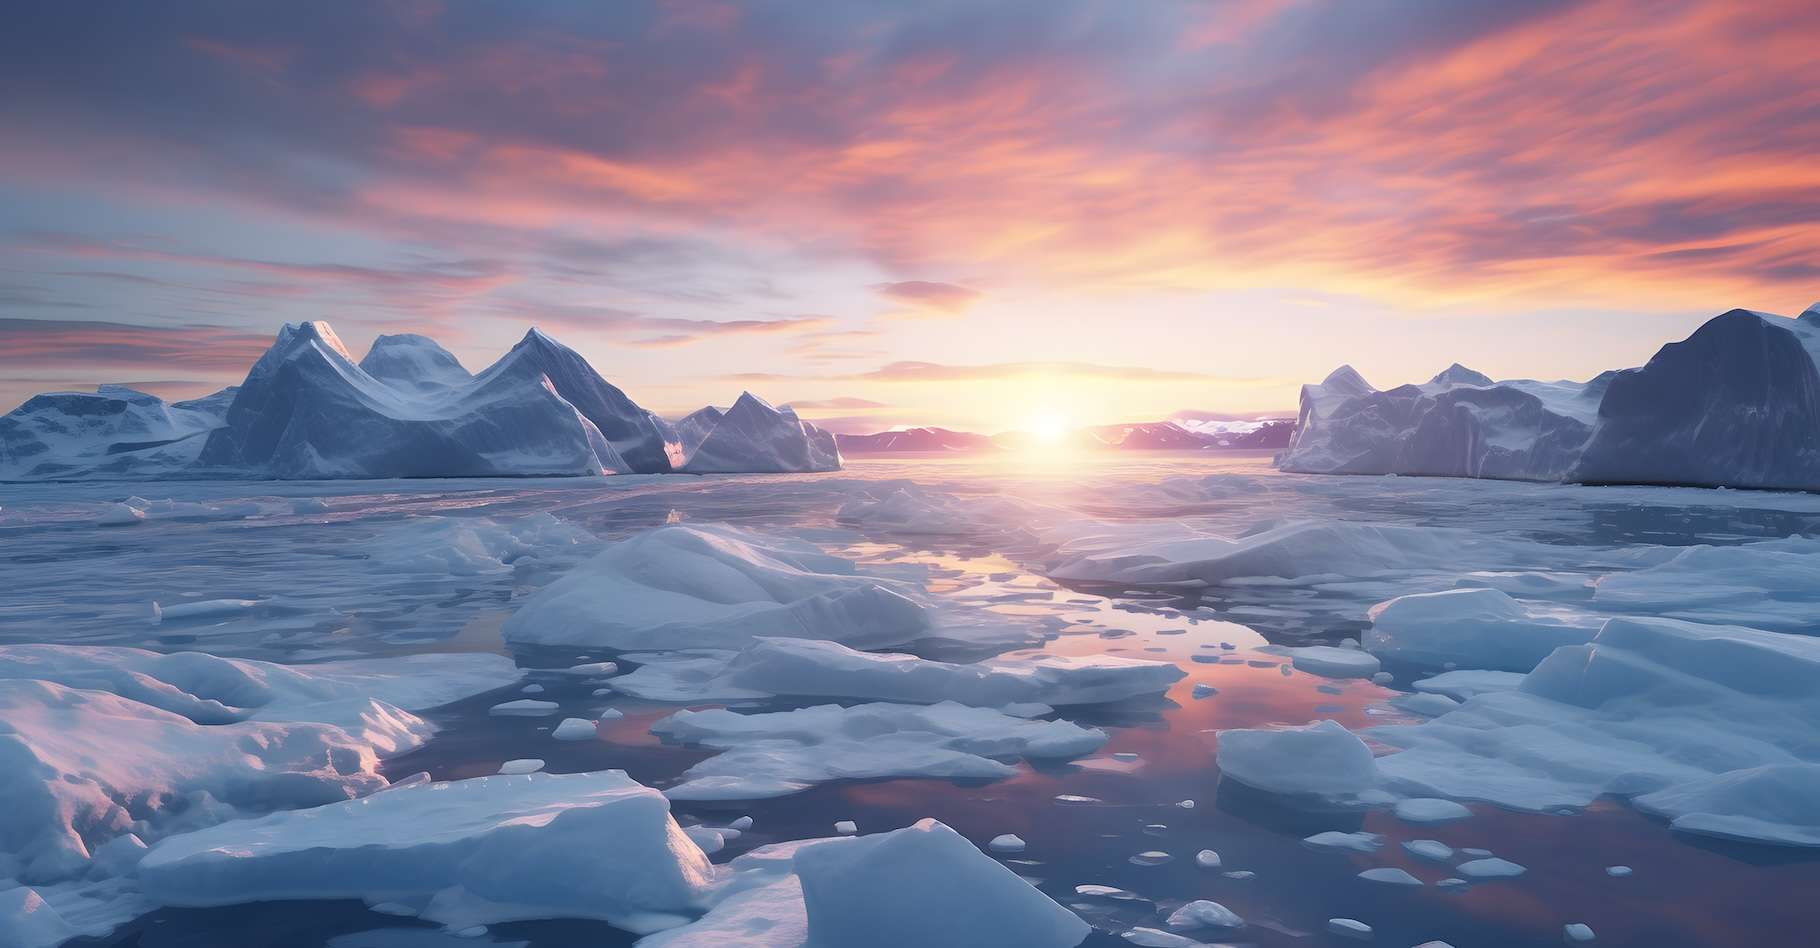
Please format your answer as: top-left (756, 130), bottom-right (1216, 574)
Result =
top-left (1026, 414), bottom-right (1070, 443)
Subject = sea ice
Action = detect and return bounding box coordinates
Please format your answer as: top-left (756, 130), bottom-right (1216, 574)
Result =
top-left (1403, 839), bottom-right (1454, 862)
top-left (138, 771), bottom-right (713, 930)
top-left (989, 834), bottom-right (1026, 853)
top-left (1394, 799), bottom-right (1472, 823)
top-left (1456, 857), bottom-right (1525, 878)
top-left (1303, 831), bottom-right (1382, 853)
top-left (501, 524), bottom-right (929, 651)
top-left (551, 718), bottom-right (597, 741)
top-left (610, 636), bottom-right (1183, 706)
top-left (497, 759), bottom-right (545, 775)
top-left (651, 701), bottom-right (1106, 799)
top-left (1358, 867), bottom-right (1423, 886)
top-left (1366, 588), bottom-right (1602, 672)
top-left (1216, 720), bottom-right (1379, 797)
top-left (1166, 899), bottom-right (1242, 929)
top-left (1267, 645), bottom-right (1380, 679)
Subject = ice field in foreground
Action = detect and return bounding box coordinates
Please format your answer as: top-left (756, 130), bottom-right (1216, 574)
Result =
top-left (3, 454), bottom-right (1820, 946)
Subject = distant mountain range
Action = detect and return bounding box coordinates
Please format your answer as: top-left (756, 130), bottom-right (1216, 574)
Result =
top-left (835, 417), bottom-right (1293, 453)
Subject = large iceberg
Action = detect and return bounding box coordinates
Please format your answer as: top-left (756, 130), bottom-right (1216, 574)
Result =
top-left (0, 384), bottom-right (228, 480)
top-left (610, 636), bottom-right (1184, 706)
top-left (138, 771), bottom-right (713, 930)
top-left (1281, 306), bottom-right (1820, 490)
top-left (650, 701), bottom-right (1107, 799)
top-left (677, 393), bottom-right (840, 474)
top-left (501, 524), bottom-right (930, 651)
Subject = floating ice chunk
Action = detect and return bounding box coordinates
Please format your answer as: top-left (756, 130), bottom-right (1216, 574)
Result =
top-left (549, 661), bottom-right (618, 677)
top-left (597, 708), bottom-right (625, 721)
top-left (652, 701), bottom-right (1105, 799)
top-left (1588, 539), bottom-right (1820, 632)
top-left (684, 825), bottom-right (727, 855)
top-left (489, 699), bottom-right (558, 716)
top-left (501, 524), bottom-right (930, 651)
top-left (551, 718), bottom-right (597, 741)
top-left (497, 758), bottom-right (545, 775)
top-left (1076, 884), bottom-right (1139, 899)
top-left (1327, 918), bottom-right (1372, 939)
top-left (1359, 867), bottom-right (1423, 886)
top-left (1167, 899), bottom-right (1243, 929)
top-left (1395, 798), bottom-right (1472, 823)
top-left (522, 684), bottom-right (544, 694)
top-left (1403, 839), bottom-right (1454, 862)
top-left (366, 513), bottom-right (594, 577)
top-left (97, 504), bottom-right (146, 526)
top-left (1194, 849), bottom-right (1221, 868)
top-left (1129, 851), bottom-right (1172, 866)
top-left (1605, 865), bottom-right (1631, 877)
top-left (729, 816), bottom-right (754, 830)
top-left (1373, 618), bottom-right (1820, 820)
top-left (1303, 831), bottom-right (1382, 853)
top-left (989, 834), bottom-right (1026, 853)
top-left (834, 821), bottom-right (858, 835)
top-left (1122, 928), bottom-right (1204, 947)
top-left (138, 771), bottom-right (712, 930)
top-left (1266, 645), bottom-right (1381, 679)
top-left (1564, 923), bottom-right (1596, 943)
top-left (151, 599), bottom-right (260, 622)
top-left (1457, 857), bottom-right (1525, 878)
top-left (1632, 763), bottom-right (1820, 847)
top-left (613, 636), bottom-right (1182, 706)
top-left (1222, 870), bottom-right (1255, 880)
top-left (1191, 683), bottom-right (1217, 699)
top-left (1216, 720), bottom-right (1379, 797)
top-left (1366, 588), bottom-right (1601, 672)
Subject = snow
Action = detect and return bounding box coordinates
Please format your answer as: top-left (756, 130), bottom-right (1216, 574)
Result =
top-left (1216, 720), bottom-right (1379, 797)
top-left (502, 524), bottom-right (929, 651)
top-left (677, 392), bottom-right (840, 474)
top-left (137, 771), bottom-right (713, 930)
top-left (650, 701), bottom-right (1106, 799)
top-left (357, 334), bottom-right (472, 393)
top-left (1366, 588), bottom-right (1602, 672)
top-left (610, 636), bottom-right (1183, 706)
top-left (1166, 899), bottom-right (1242, 929)
top-left (1370, 617), bottom-right (1820, 837)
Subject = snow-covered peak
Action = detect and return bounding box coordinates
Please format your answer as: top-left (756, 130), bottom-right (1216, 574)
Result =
top-left (1429, 363), bottom-right (1494, 387)
top-left (358, 333), bottom-right (471, 391)
top-left (1319, 364), bottom-right (1374, 395)
top-left (1800, 302), bottom-right (1820, 323)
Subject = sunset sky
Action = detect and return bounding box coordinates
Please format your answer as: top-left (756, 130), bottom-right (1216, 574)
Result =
top-left (3, 1), bottom-right (1818, 432)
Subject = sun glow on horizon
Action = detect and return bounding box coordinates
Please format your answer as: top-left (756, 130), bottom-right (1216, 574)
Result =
top-left (1024, 413), bottom-right (1071, 443)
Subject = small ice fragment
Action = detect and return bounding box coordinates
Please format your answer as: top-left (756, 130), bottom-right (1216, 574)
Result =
top-left (835, 820), bottom-right (858, 835)
top-left (1358, 867), bottom-right (1423, 886)
top-left (729, 816), bottom-right (753, 830)
top-left (1564, 923), bottom-right (1596, 943)
top-left (1191, 683), bottom-right (1217, 699)
top-left (370, 902), bottom-right (416, 917)
top-left (1129, 850), bottom-right (1172, 866)
top-left (153, 598), bottom-right (260, 622)
top-left (1371, 671), bottom-right (1393, 684)
top-left (99, 503), bottom-right (146, 526)
top-left (1605, 865), bottom-right (1631, 877)
top-left (1194, 849), bottom-right (1221, 868)
top-left (1304, 831), bottom-right (1382, 853)
top-left (1113, 752), bottom-right (1140, 762)
top-left (1328, 918), bottom-right (1372, 939)
top-left (1414, 943), bottom-right (1456, 948)
top-left (1167, 899), bottom-right (1243, 929)
top-left (1394, 798), bottom-right (1472, 823)
top-left (522, 684), bottom-right (545, 694)
top-left (1176, 799), bottom-right (1195, 809)
top-left (1437, 877), bottom-right (1468, 890)
top-left (1076, 884), bottom-right (1140, 899)
top-left (551, 717), bottom-right (597, 741)
top-left (990, 834), bottom-right (1027, 853)
top-left (1403, 839), bottom-right (1454, 862)
top-left (489, 699), bottom-right (559, 716)
top-left (1222, 870), bottom-right (1255, 880)
top-left (553, 661), bottom-right (619, 677)
top-left (1055, 794), bottom-right (1102, 804)
top-left (497, 758), bottom-right (544, 775)
top-left (1461, 847), bottom-right (1493, 857)
top-left (1122, 927), bottom-right (1199, 947)
top-left (597, 708), bottom-right (625, 720)
top-left (453, 926), bottom-right (488, 938)
top-left (591, 687), bottom-right (614, 697)
top-left (1458, 857), bottom-right (1525, 879)
top-left (684, 825), bottom-right (726, 854)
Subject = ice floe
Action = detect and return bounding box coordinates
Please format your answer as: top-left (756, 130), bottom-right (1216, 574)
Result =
top-left (502, 524), bottom-right (929, 651)
top-left (1366, 588), bottom-right (1603, 672)
top-left (138, 771), bottom-right (713, 930)
top-left (650, 701), bottom-right (1106, 799)
top-left (1216, 720), bottom-right (1378, 798)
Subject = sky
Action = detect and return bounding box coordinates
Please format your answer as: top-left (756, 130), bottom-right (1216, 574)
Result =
top-left (3, 0), bottom-right (1818, 433)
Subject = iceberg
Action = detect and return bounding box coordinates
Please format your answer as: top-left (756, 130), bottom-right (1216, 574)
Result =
top-left (355, 333), bottom-right (473, 393)
top-left (501, 524), bottom-right (930, 651)
top-left (0, 384), bottom-right (227, 481)
top-left (1282, 306), bottom-right (1820, 490)
top-left (610, 636), bottom-right (1184, 707)
top-left (138, 771), bottom-right (714, 930)
top-left (677, 393), bottom-right (840, 474)
top-left (650, 701), bottom-right (1107, 799)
